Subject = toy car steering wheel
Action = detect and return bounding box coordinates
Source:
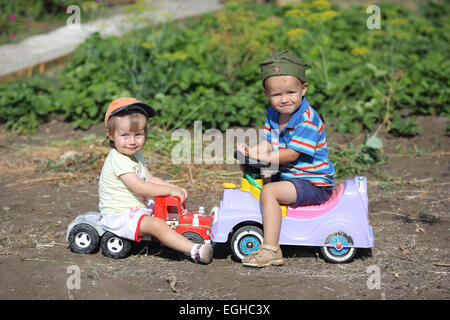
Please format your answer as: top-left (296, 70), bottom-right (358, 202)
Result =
top-left (233, 150), bottom-right (271, 168)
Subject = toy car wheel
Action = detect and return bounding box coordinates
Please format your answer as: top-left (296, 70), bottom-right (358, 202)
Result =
top-left (182, 232), bottom-right (205, 244)
top-left (321, 231), bottom-right (356, 263)
top-left (231, 225), bottom-right (264, 261)
top-left (68, 224), bottom-right (100, 254)
top-left (100, 232), bottom-right (131, 259)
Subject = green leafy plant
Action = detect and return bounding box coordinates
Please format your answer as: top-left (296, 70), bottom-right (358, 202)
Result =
top-left (0, 0), bottom-right (448, 176)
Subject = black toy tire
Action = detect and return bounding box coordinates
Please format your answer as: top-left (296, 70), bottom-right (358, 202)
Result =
top-left (100, 232), bottom-right (132, 259)
top-left (182, 232), bottom-right (205, 244)
top-left (230, 225), bottom-right (264, 261)
top-left (320, 231), bottom-right (357, 264)
top-left (68, 224), bottom-right (100, 254)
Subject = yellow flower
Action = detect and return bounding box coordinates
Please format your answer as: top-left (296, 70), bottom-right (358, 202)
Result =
top-left (351, 47), bottom-right (371, 56)
top-left (141, 41), bottom-right (155, 49)
top-left (305, 12), bottom-right (322, 23)
top-left (311, 0), bottom-right (332, 10)
top-left (287, 28), bottom-right (308, 38)
top-left (390, 30), bottom-right (410, 40)
top-left (285, 9), bottom-right (309, 18)
top-left (156, 51), bottom-right (189, 61)
top-left (389, 18), bottom-right (407, 25)
top-left (420, 25), bottom-right (435, 33)
top-left (259, 18), bottom-right (281, 29)
top-left (320, 10), bottom-right (339, 21)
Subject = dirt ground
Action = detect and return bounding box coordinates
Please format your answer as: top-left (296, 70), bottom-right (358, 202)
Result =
top-left (0, 115), bottom-right (448, 302)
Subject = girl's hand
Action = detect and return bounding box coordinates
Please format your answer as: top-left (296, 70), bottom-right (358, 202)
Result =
top-left (181, 187), bottom-right (188, 201)
top-left (170, 186), bottom-right (187, 203)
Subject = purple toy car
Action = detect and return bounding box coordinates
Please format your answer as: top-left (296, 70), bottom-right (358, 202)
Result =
top-left (210, 152), bottom-right (374, 263)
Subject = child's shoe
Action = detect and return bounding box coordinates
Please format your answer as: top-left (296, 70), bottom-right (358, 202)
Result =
top-left (190, 243), bottom-right (213, 264)
top-left (242, 243), bottom-right (284, 267)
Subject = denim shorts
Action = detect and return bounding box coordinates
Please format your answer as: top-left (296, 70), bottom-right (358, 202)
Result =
top-left (270, 173), bottom-right (333, 207)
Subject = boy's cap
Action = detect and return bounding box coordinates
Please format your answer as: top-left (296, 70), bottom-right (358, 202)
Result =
top-left (260, 50), bottom-right (307, 86)
top-left (104, 97), bottom-right (156, 127)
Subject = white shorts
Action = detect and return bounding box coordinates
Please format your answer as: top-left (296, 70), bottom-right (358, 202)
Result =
top-left (101, 206), bottom-right (154, 242)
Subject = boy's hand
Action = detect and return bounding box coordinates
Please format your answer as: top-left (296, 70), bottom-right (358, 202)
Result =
top-left (237, 143), bottom-right (250, 157)
top-left (237, 142), bottom-right (261, 161)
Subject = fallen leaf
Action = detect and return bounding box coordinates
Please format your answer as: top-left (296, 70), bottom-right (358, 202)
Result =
top-left (398, 246), bottom-right (409, 254)
top-left (415, 227), bottom-right (425, 233)
top-left (165, 274), bottom-right (178, 293)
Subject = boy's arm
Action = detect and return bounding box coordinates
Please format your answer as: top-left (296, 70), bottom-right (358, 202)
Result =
top-left (254, 148), bottom-right (300, 164)
top-left (238, 140), bottom-right (300, 164)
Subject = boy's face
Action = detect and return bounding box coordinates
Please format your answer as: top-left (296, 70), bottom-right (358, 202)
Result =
top-left (264, 75), bottom-right (307, 117)
top-left (108, 113), bottom-right (147, 157)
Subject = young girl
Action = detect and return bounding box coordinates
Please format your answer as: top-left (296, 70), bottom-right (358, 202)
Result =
top-left (98, 97), bottom-right (213, 264)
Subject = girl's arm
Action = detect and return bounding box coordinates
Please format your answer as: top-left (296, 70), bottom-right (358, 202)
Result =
top-left (144, 167), bottom-right (188, 200)
top-left (120, 172), bottom-right (187, 202)
top-left (145, 167), bottom-right (173, 186)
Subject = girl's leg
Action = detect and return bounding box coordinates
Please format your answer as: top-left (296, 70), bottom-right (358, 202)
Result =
top-left (260, 181), bottom-right (297, 246)
top-left (138, 216), bottom-right (193, 254)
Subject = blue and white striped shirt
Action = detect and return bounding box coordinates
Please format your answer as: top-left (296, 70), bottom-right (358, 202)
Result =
top-left (262, 98), bottom-right (335, 186)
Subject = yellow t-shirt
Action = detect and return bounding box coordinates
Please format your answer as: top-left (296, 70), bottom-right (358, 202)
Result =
top-left (98, 149), bottom-right (147, 215)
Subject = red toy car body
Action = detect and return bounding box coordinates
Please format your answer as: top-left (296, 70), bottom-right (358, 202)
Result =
top-left (153, 196), bottom-right (212, 244)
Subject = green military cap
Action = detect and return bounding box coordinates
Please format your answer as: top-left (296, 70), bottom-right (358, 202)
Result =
top-left (260, 50), bottom-right (307, 86)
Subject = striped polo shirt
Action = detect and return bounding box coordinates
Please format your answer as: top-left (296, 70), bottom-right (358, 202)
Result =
top-left (262, 98), bottom-right (335, 187)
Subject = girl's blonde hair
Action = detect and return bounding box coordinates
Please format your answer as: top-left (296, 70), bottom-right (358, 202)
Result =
top-left (106, 108), bottom-right (148, 148)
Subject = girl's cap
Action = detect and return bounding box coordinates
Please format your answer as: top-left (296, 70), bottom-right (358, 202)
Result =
top-left (104, 97), bottom-right (156, 127)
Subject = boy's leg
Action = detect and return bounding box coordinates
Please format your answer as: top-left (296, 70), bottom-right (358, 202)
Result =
top-left (138, 216), bottom-right (193, 254)
top-left (260, 181), bottom-right (297, 246)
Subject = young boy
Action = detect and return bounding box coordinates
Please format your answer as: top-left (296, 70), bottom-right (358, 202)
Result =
top-left (237, 50), bottom-right (335, 267)
top-left (99, 97), bottom-right (213, 264)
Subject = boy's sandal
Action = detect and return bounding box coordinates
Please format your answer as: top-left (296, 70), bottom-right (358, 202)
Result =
top-left (190, 244), bottom-right (213, 264)
top-left (242, 244), bottom-right (284, 268)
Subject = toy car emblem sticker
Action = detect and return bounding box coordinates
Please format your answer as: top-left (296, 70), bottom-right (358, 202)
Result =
top-left (358, 176), bottom-right (365, 192)
top-left (166, 221), bottom-right (179, 229)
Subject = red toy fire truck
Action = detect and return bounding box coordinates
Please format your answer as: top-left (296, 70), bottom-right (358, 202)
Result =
top-left (66, 196), bottom-right (212, 259)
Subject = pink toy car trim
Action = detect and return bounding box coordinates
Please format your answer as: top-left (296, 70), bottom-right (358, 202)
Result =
top-left (286, 183), bottom-right (345, 219)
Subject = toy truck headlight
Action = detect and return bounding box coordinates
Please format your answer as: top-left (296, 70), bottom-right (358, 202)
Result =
top-left (210, 206), bottom-right (219, 224)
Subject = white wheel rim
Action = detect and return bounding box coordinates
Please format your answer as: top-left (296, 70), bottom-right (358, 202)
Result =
top-left (233, 230), bottom-right (263, 261)
top-left (106, 237), bottom-right (124, 253)
top-left (322, 246), bottom-right (355, 263)
top-left (75, 232), bottom-right (91, 248)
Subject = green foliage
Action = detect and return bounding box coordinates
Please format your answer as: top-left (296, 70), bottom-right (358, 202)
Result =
top-left (388, 118), bottom-right (421, 137)
top-left (0, 0), bottom-right (448, 149)
top-left (0, 0), bottom-right (101, 41)
top-left (330, 135), bottom-right (385, 178)
top-left (52, 33), bottom-right (132, 129)
top-left (0, 76), bottom-right (55, 133)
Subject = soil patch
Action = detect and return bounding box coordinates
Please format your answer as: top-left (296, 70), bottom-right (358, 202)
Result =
top-left (0, 116), bottom-right (449, 301)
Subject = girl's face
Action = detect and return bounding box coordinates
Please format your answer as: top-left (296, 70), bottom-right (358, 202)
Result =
top-left (264, 75), bottom-right (307, 117)
top-left (108, 113), bottom-right (147, 157)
